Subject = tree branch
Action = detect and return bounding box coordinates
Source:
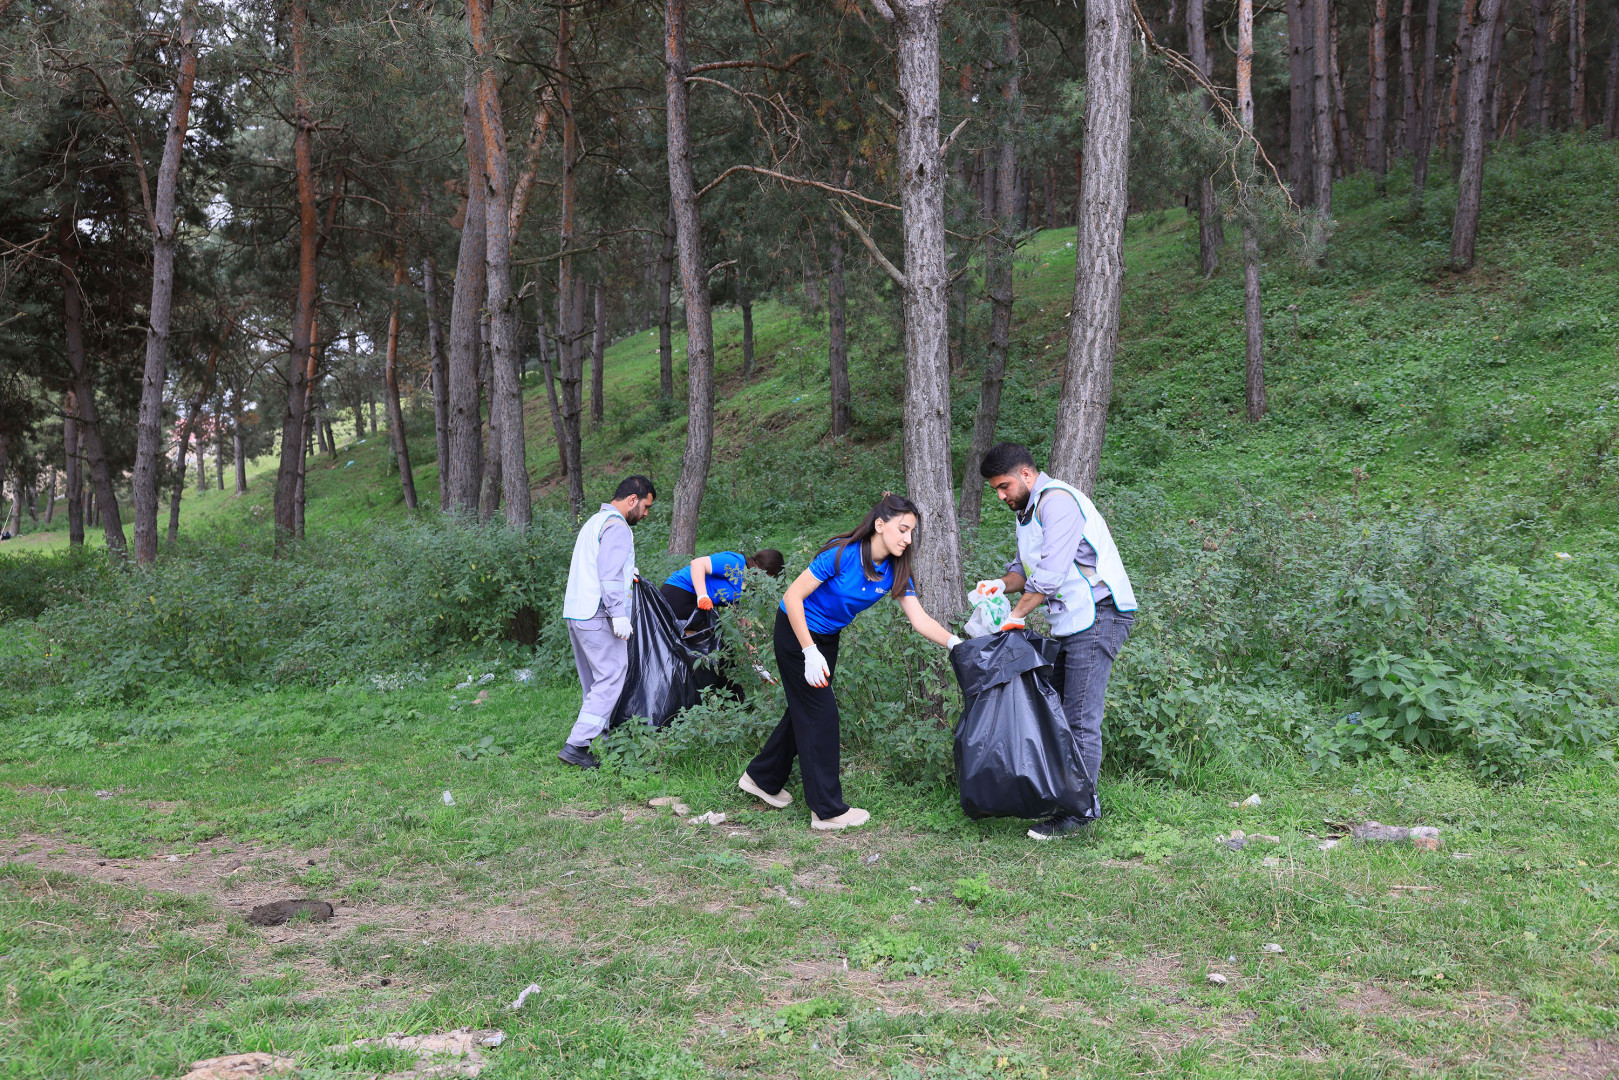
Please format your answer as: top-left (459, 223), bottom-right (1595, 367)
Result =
top-left (939, 116), bottom-right (970, 158)
top-left (830, 201), bottom-right (906, 289)
top-left (690, 52), bottom-right (811, 74)
top-left (698, 164), bottom-right (900, 210)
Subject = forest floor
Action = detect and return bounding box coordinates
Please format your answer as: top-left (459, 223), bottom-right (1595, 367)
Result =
top-left (3, 677), bottom-right (1617, 1079)
top-left (3, 138), bottom-right (1618, 1078)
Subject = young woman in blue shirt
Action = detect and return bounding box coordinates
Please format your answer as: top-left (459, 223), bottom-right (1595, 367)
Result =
top-left (737, 493), bottom-right (961, 830)
top-left (659, 548), bottom-right (785, 633)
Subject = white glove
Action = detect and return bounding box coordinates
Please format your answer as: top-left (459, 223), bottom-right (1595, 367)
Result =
top-left (945, 634), bottom-right (963, 650)
top-left (802, 644), bottom-right (831, 688)
top-left (611, 616), bottom-right (633, 640)
top-left (974, 579), bottom-right (1006, 600)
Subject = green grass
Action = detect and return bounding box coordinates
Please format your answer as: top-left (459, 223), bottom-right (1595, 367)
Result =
top-left (3, 134), bottom-right (1618, 1077)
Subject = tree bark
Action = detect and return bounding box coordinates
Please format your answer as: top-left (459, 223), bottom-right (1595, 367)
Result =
top-left (233, 421), bottom-right (246, 494)
top-left (828, 216), bottom-right (850, 437)
top-left (1051, 0), bottom-right (1132, 497)
top-left (558, 4), bottom-right (585, 518)
top-left (1452, 0), bottom-right (1505, 270)
top-left (1288, 0), bottom-right (1317, 202)
top-left (214, 390), bottom-right (225, 490)
top-left (274, 0), bottom-right (318, 549)
top-left (421, 258), bottom-right (450, 510)
top-left (1311, 0), bottom-right (1336, 215)
top-left (384, 250), bottom-right (418, 509)
top-left (1568, 0), bottom-right (1587, 129)
top-left (58, 213), bottom-right (126, 555)
top-left (657, 204), bottom-right (676, 400)
top-left (167, 401), bottom-right (193, 545)
top-left (63, 393), bottom-right (84, 544)
top-left (560, 276), bottom-right (587, 514)
top-left (131, 4), bottom-right (199, 565)
top-left (1529, 0), bottom-right (1553, 126)
top-left (534, 298), bottom-right (568, 475)
top-left (1367, 0), bottom-right (1390, 176)
top-left (665, 0), bottom-right (718, 558)
top-left (1413, 0), bottom-right (1442, 193)
top-left (45, 464), bottom-right (56, 524)
top-left (1330, 4), bottom-right (1352, 175)
top-left (739, 283), bottom-right (754, 379)
top-left (294, 330), bottom-right (319, 539)
top-left (1487, 0), bottom-right (1509, 133)
top-left (1399, 0), bottom-right (1417, 153)
top-left (1605, 13), bottom-right (1619, 137)
top-left (1187, 0), bottom-right (1223, 275)
top-left (478, 314), bottom-right (501, 521)
top-left (960, 11), bottom-right (1020, 530)
top-left (878, 0), bottom-right (965, 617)
top-left (468, 0), bottom-right (530, 528)
top-left (591, 282), bottom-right (606, 425)
top-left (1239, 0), bottom-right (1266, 421)
top-left (446, 76), bottom-right (488, 516)
top-left (1451, 0), bottom-right (1479, 148)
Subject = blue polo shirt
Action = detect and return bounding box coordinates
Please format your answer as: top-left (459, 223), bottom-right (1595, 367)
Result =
top-left (664, 551), bottom-right (748, 605)
top-left (787, 540), bottom-right (915, 635)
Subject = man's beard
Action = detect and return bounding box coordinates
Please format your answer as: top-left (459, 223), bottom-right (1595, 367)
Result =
top-left (1007, 482), bottom-right (1031, 512)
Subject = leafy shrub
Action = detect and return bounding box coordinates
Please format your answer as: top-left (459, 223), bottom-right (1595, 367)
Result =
top-left (1455, 415), bottom-right (1504, 454)
top-left (0, 546), bottom-right (111, 622)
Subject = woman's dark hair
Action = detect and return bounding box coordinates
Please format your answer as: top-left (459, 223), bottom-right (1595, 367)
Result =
top-left (747, 549), bottom-right (786, 577)
top-left (817, 493), bottom-right (920, 600)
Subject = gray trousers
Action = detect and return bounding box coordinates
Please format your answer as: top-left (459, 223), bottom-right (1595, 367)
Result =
top-left (1048, 600), bottom-right (1134, 820)
top-left (567, 613), bottom-right (628, 746)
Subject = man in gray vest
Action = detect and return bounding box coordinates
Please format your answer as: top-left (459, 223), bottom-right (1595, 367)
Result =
top-left (976, 443), bottom-right (1137, 840)
top-left (559, 475), bottom-right (656, 769)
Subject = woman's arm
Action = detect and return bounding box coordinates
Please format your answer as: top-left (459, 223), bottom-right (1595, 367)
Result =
top-left (689, 556), bottom-right (714, 604)
top-left (899, 595), bottom-right (958, 647)
top-left (782, 567), bottom-right (823, 649)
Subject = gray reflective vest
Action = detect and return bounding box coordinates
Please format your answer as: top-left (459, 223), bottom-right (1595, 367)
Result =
top-left (563, 505), bottom-right (636, 620)
top-left (1014, 475), bottom-right (1137, 636)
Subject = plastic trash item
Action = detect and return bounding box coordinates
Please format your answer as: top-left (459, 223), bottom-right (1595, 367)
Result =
top-left (962, 588), bottom-right (1013, 639)
top-left (507, 983), bottom-right (542, 1010)
top-left (950, 630), bottom-right (1093, 821)
top-left (441, 790), bottom-right (456, 806)
top-left (609, 579), bottom-right (720, 729)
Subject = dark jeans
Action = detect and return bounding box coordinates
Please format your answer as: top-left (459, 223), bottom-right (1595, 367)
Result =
top-left (1048, 599), bottom-right (1134, 820)
top-left (745, 609), bottom-right (848, 818)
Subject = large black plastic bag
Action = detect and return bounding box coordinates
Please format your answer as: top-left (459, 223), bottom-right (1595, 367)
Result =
top-left (950, 630), bottom-right (1092, 820)
top-left (609, 580), bottom-right (719, 728)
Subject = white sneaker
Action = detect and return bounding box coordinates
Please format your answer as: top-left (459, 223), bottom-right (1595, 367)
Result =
top-left (738, 772), bottom-right (792, 809)
top-left (810, 807), bottom-right (870, 831)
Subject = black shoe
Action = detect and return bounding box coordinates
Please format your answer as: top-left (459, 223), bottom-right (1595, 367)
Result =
top-left (558, 743), bottom-right (600, 769)
top-left (1027, 814), bottom-right (1092, 841)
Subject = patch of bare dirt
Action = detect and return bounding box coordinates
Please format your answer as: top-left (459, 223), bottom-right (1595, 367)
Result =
top-left (791, 864), bottom-right (847, 892)
top-left (1109, 950), bottom-right (1187, 989)
top-left (1132, 1008), bottom-right (1258, 1056)
top-left (1338, 984), bottom-right (1524, 1023)
top-left (4, 833), bottom-right (332, 898)
top-left (1519, 1040), bottom-right (1619, 1080)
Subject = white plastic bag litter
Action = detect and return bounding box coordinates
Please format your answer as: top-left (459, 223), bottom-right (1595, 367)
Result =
top-left (962, 589), bottom-right (1012, 639)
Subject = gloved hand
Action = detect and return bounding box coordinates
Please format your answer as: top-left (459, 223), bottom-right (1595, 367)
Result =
top-left (696, 593), bottom-right (714, 611)
top-left (998, 615), bottom-right (1026, 632)
top-left (974, 579), bottom-right (1006, 600)
top-left (612, 616), bottom-right (633, 640)
top-left (802, 644), bottom-right (831, 688)
top-left (945, 634), bottom-right (963, 650)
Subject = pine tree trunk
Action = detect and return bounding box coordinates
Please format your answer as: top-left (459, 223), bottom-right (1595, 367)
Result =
top-left (446, 76), bottom-right (488, 516)
top-left (233, 423), bottom-right (246, 495)
top-left (1187, 0), bottom-right (1224, 275)
top-left (1288, 0), bottom-right (1317, 202)
top-left (1604, 14), bottom-right (1619, 136)
top-left (469, 0), bottom-right (530, 528)
top-left (1330, 5), bottom-right (1353, 175)
top-left (45, 464), bottom-right (56, 524)
top-left (1487, 0), bottom-right (1509, 133)
top-left (167, 402), bottom-right (192, 545)
top-left (1399, 0), bottom-right (1417, 153)
top-left (828, 217), bottom-right (850, 437)
top-left (558, 6), bottom-right (585, 518)
top-left (740, 287), bottom-right (754, 379)
top-left (64, 394), bottom-right (84, 544)
top-left (1413, 0), bottom-right (1442, 193)
top-left (384, 252), bottom-right (418, 509)
top-left (274, 0), bottom-right (318, 549)
top-left (535, 301), bottom-right (568, 475)
top-left (882, 0), bottom-right (965, 616)
top-left (657, 205), bottom-right (676, 401)
top-left (1453, 0), bottom-right (1480, 147)
top-left (58, 212), bottom-right (126, 556)
top-left (132, 4), bottom-right (198, 565)
top-left (1051, 0), bottom-right (1132, 497)
top-left (591, 283), bottom-right (606, 425)
top-left (1568, 0), bottom-right (1587, 129)
top-left (1529, 0), bottom-right (1553, 126)
top-left (1311, 0), bottom-right (1336, 216)
top-left (960, 11), bottom-right (1020, 530)
top-left (1452, 0), bottom-right (1505, 269)
top-left (1368, 0), bottom-right (1390, 176)
top-left (478, 317), bottom-right (501, 521)
top-left (214, 392), bottom-right (225, 490)
top-left (294, 335), bottom-right (318, 539)
top-left (1239, 0), bottom-right (1267, 420)
top-left (198, 409), bottom-right (211, 490)
top-left (665, 0), bottom-right (718, 558)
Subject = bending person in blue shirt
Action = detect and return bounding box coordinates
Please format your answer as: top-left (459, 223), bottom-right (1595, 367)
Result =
top-left (737, 493), bottom-right (962, 831)
top-left (659, 548), bottom-right (786, 633)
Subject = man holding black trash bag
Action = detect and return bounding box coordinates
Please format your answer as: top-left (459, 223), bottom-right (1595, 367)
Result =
top-left (558, 475), bottom-right (656, 769)
top-left (975, 443), bottom-right (1137, 840)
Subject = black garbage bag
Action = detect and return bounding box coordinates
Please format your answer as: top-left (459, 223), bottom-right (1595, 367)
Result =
top-left (950, 630), bottom-right (1092, 820)
top-left (609, 580), bottom-right (719, 728)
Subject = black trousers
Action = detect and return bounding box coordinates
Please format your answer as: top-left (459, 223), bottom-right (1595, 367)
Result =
top-left (745, 608), bottom-right (847, 818)
top-left (659, 582), bottom-right (712, 634)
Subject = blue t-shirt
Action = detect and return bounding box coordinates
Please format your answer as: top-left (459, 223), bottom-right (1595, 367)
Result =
top-left (664, 551), bottom-right (748, 606)
top-left (786, 540), bottom-right (915, 635)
